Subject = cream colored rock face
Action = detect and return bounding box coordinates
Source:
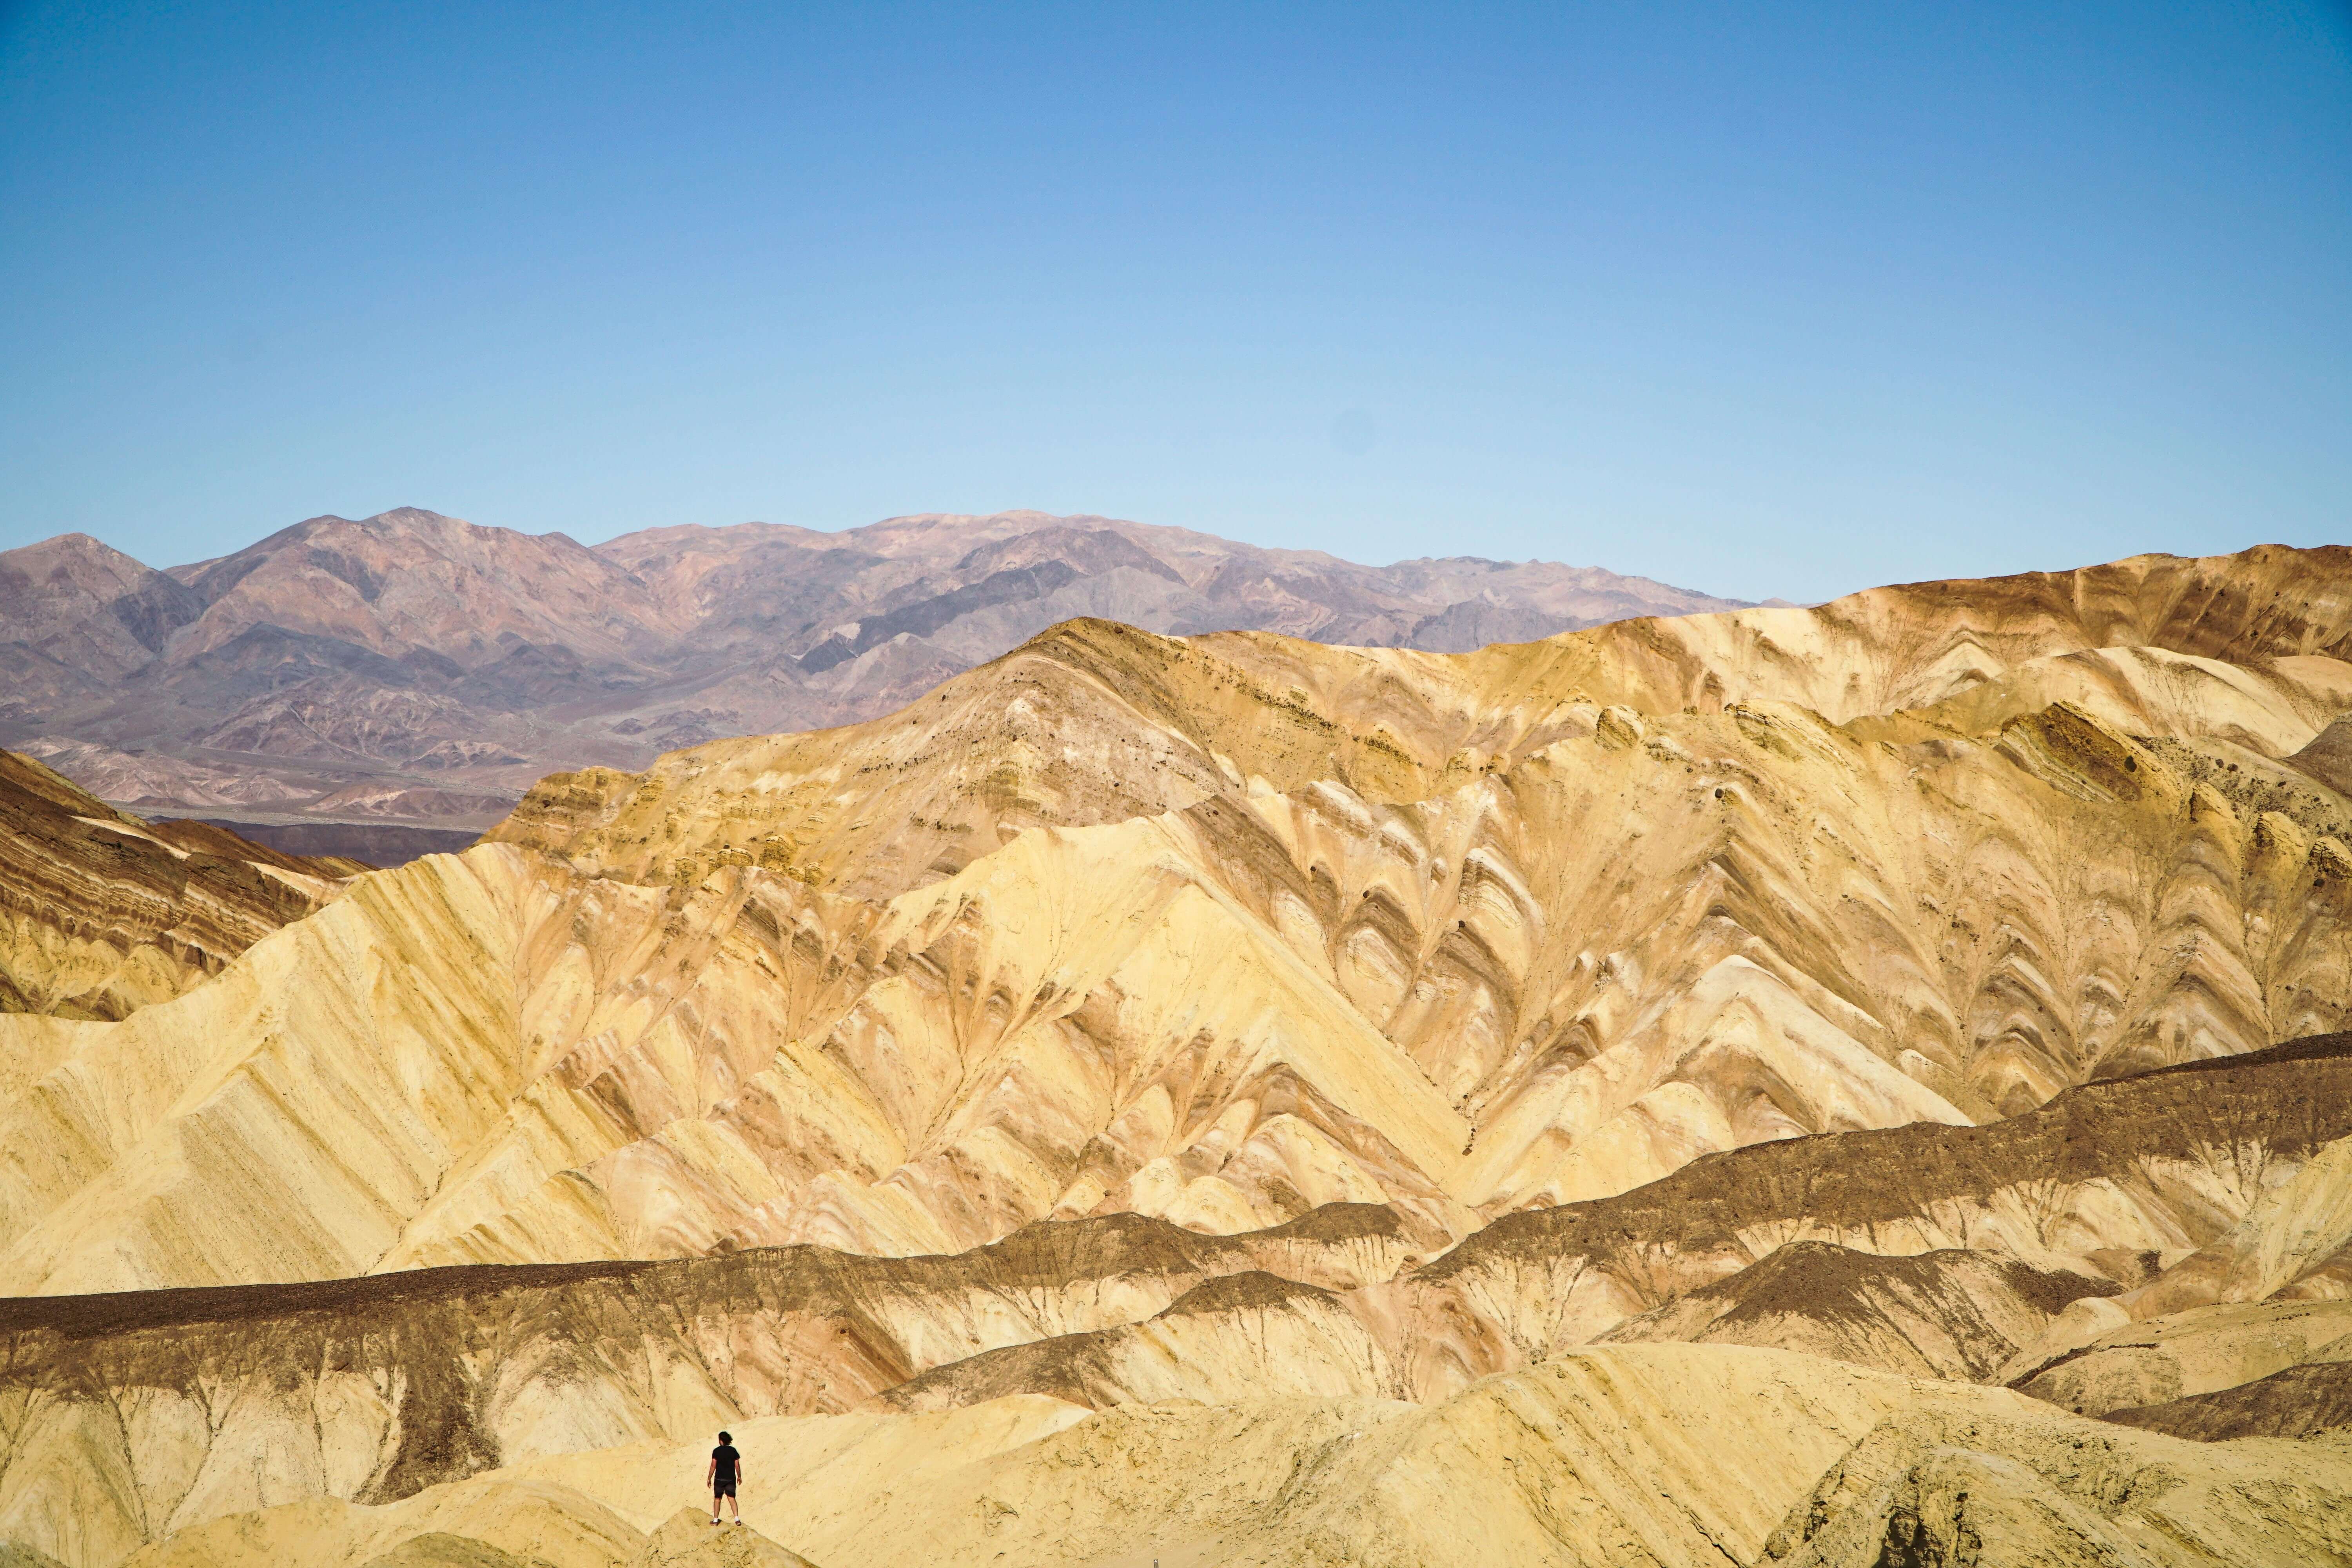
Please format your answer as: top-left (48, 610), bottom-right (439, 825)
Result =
top-left (11, 689), bottom-right (2352, 1291)
top-left (0, 834), bottom-right (1477, 1292)
top-left (22, 543), bottom-right (2352, 1291)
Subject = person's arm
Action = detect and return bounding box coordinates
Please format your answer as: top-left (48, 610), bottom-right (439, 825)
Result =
top-left (706, 1456), bottom-right (716, 1488)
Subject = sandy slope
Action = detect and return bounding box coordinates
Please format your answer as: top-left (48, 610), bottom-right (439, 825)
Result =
top-left (15, 684), bottom-right (2352, 1292)
top-left (109, 1348), bottom-right (2352, 1568)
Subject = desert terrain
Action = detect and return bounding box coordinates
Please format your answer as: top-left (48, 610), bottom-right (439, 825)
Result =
top-left (5, 542), bottom-right (2352, 1564)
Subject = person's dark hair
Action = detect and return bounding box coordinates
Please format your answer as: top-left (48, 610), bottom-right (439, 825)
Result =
top-left (719, 1431), bottom-right (731, 1442)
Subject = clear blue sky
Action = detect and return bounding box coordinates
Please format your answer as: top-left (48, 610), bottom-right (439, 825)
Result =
top-left (3, 2), bottom-right (2346, 602)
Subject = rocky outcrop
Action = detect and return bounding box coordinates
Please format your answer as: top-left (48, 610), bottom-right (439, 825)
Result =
top-left (0, 1207), bottom-right (1410, 1495)
top-left (1596, 1242), bottom-right (2118, 1381)
top-left (0, 1205), bottom-right (1394, 1561)
top-left (1755, 1398), bottom-right (2352, 1566)
top-left (1379, 1036), bottom-right (2352, 1397)
top-left (162, 817), bottom-right (480, 867)
top-left (9, 1033), bottom-right (2326, 1555)
top-left (844, 1037), bottom-right (2352, 1414)
top-left (7, 1034), bottom-right (2340, 1559)
top-left (19, 670), bottom-right (2352, 1289)
top-left (874, 1269), bottom-right (1397, 1412)
top-left (629, 1511), bottom-right (820, 1568)
top-left (0, 839), bottom-right (1481, 1293)
top-left (2104, 1358), bottom-right (2352, 1441)
top-left (2013, 1298), bottom-right (2352, 1417)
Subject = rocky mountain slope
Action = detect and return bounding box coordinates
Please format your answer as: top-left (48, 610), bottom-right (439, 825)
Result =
top-left (11, 546), bottom-right (2352, 1286)
top-left (0, 749), bottom-right (358, 1019)
top-left (0, 508), bottom-right (1745, 830)
top-left (5, 541), bottom-right (2352, 1565)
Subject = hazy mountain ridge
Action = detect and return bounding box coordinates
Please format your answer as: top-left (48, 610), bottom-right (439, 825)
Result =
top-left (0, 507), bottom-right (1749, 835)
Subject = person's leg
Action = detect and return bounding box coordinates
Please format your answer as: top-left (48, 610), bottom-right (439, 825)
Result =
top-left (729, 1488), bottom-right (742, 1522)
top-left (712, 1490), bottom-right (723, 1524)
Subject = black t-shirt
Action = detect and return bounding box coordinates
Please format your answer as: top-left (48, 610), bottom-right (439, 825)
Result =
top-left (712, 1444), bottom-right (740, 1484)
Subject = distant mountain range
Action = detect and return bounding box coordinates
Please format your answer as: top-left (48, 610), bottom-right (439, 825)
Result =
top-left (0, 507), bottom-right (1755, 826)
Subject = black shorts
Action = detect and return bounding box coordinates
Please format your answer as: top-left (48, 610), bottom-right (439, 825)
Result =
top-left (713, 1478), bottom-right (737, 1498)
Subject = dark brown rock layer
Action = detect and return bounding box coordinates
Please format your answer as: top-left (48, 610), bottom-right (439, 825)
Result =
top-left (2104, 1361), bottom-right (2352, 1441)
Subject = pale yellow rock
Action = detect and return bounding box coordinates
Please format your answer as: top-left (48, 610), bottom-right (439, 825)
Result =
top-left (95, 1347), bottom-right (2352, 1568)
top-left (0, 1212), bottom-right (1421, 1566)
top-left (119, 1475), bottom-right (645, 1568)
top-left (0, 827), bottom-right (1478, 1292)
top-left (13, 675), bottom-right (2352, 1295)
top-left (2220, 1130), bottom-right (2352, 1302)
top-left (357, 1536), bottom-right (535, 1568)
top-left (1599, 1242), bottom-right (2115, 1382)
top-left (1759, 1408), bottom-right (2352, 1566)
top-left (0, 749), bottom-right (355, 1021)
top-left (877, 1271), bottom-right (1407, 1410)
top-left (632, 1509), bottom-right (818, 1568)
top-left (2087, 1129), bottom-right (2352, 1329)
top-left (1455, 953), bottom-right (1971, 1211)
top-left (17, 543), bottom-right (2352, 1293)
top-left (1907, 644), bottom-right (2352, 755)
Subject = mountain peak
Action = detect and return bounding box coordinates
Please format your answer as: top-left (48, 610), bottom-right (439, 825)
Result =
top-left (359, 505), bottom-right (459, 530)
top-left (0, 530), bottom-right (157, 573)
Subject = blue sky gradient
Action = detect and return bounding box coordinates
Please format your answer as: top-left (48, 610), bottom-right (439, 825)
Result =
top-left (2, 1), bottom-right (2347, 601)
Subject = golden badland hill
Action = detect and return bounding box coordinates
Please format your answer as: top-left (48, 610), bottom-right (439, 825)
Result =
top-left (0, 749), bottom-right (360, 1020)
top-left (6, 544), bottom-right (2352, 1565)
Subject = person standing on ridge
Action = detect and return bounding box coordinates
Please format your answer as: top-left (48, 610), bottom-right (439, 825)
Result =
top-left (708, 1430), bottom-right (744, 1526)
